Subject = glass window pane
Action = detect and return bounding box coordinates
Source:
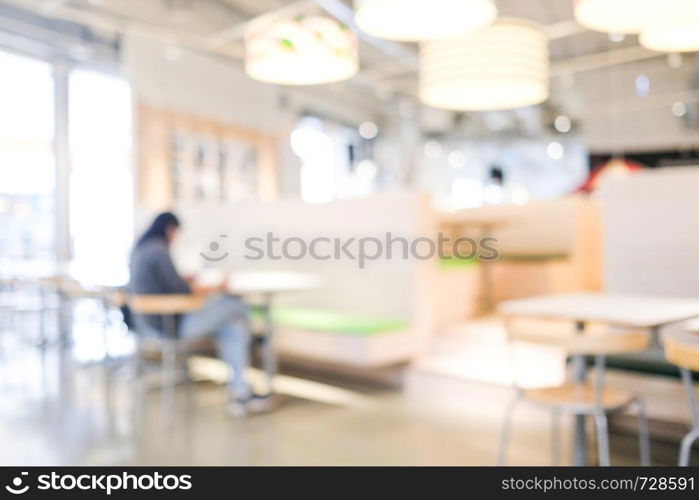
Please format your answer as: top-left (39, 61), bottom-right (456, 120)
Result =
top-left (0, 50), bottom-right (55, 259)
top-left (69, 69), bottom-right (132, 285)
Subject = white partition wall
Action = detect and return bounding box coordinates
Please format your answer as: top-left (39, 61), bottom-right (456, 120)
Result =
top-left (170, 191), bottom-right (432, 319)
top-left (600, 167), bottom-right (699, 297)
top-left (153, 191), bottom-right (442, 366)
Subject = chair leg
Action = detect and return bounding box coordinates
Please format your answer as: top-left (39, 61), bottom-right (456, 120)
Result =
top-left (497, 393), bottom-right (520, 465)
top-left (161, 342), bottom-right (177, 428)
top-left (679, 368), bottom-right (699, 466)
top-left (551, 410), bottom-right (561, 465)
top-left (594, 412), bottom-right (611, 466)
top-left (679, 427), bottom-right (699, 466)
top-left (635, 398), bottom-right (651, 466)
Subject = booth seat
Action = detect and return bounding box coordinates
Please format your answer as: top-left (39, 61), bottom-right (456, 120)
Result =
top-left (251, 307), bottom-right (412, 367)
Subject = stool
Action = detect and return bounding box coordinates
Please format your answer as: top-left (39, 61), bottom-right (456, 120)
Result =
top-left (128, 294), bottom-right (205, 426)
top-left (663, 329), bottom-right (699, 466)
top-left (499, 325), bottom-right (651, 466)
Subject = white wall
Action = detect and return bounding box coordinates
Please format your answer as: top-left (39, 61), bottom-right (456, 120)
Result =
top-left (600, 166), bottom-right (699, 296)
top-left (123, 32), bottom-right (398, 202)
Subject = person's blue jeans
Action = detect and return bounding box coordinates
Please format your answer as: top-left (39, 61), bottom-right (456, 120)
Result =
top-left (179, 294), bottom-right (251, 398)
top-left (134, 295), bottom-right (251, 397)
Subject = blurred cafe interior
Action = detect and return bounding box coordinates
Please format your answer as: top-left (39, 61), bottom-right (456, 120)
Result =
top-left (2, 0), bottom-right (699, 466)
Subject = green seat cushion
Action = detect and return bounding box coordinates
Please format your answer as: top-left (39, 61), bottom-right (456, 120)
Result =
top-left (437, 255), bottom-right (479, 270)
top-left (498, 253), bottom-right (569, 263)
top-left (250, 307), bottom-right (408, 336)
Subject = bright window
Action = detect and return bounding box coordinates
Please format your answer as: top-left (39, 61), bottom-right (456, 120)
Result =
top-left (68, 69), bottom-right (132, 285)
top-left (0, 51), bottom-right (55, 258)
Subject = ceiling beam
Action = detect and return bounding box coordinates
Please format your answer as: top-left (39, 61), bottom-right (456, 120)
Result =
top-left (39, 0), bottom-right (71, 14)
top-left (542, 19), bottom-right (587, 40)
top-left (551, 45), bottom-right (664, 76)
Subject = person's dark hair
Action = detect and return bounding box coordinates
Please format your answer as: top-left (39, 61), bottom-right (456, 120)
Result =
top-left (136, 212), bottom-right (180, 247)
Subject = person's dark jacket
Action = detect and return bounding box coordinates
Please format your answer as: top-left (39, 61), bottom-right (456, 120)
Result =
top-left (128, 238), bottom-right (191, 334)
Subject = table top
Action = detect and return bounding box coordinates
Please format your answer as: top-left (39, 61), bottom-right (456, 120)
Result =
top-left (498, 292), bottom-right (699, 328)
top-left (195, 270), bottom-right (319, 295)
top-left (227, 271), bottom-right (320, 294)
top-left (685, 318), bottom-right (699, 333)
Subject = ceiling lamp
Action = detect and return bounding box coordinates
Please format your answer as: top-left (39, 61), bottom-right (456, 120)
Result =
top-left (639, 1), bottom-right (699, 52)
top-left (419, 19), bottom-right (549, 111)
top-left (574, 0), bottom-right (699, 53)
top-left (245, 15), bottom-right (358, 85)
top-left (354, 0), bottom-right (497, 41)
top-left (573, 0), bottom-right (660, 34)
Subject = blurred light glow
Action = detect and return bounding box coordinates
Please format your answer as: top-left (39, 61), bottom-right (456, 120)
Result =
top-left (424, 140), bottom-right (443, 158)
top-left (672, 101), bottom-right (688, 117)
top-left (510, 185), bottom-right (530, 205)
top-left (69, 69), bottom-right (133, 281)
top-left (641, 23), bottom-right (699, 53)
top-left (245, 15), bottom-right (358, 85)
top-left (290, 121), bottom-right (334, 158)
top-left (358, 121), bottom-right (378, 139)
top-left (574, 0), bottom-right (659, 34)
top-left (484, 183), bottom-right (504, 205)
top-left (356, 159), bottom-right (378, 181)
top-left (448, 150), bottom-right (466, 169)
top-left (301, 164), bottom-right (335, 203)
top-left (292, 118), bottom-right (337, 204)
top-left (577, 0), bottom-right (699, 52)
top-left (608, 32), bottom-right (626, 42)
top-left (635, 74), bottom-right (651, 97)
top-left (547, 141), bottom-right (564, 160)
top-left (638, 0), bottom-right (699, 52)
top-left (450, 178), bottom-right (483, 209)
top-left (419, 19), bottom-right (549, 111)
top-left (554, 115), bottom-right (572, 133)
top-left (355, 0), bottom-right (497, 41)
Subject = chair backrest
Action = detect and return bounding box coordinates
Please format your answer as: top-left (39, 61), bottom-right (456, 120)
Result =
top-left (664, 331), bottom-right (699, 372)
top-left (128, 294), bottom-right (205, 315)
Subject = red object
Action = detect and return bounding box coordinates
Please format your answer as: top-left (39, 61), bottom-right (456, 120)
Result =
top-left (578, 158), bottom-right (644, 193)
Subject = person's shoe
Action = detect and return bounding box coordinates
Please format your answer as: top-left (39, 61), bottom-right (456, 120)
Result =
top-left (246, 393), bottom-right (280, 413)
top-left (227, 394), bottom-right (280, 417)
top-left (227, 397), bottom-right (249, 417)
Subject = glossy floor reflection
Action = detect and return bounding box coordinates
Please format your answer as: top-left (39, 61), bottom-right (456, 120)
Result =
top-left (0, 300), bottom-right (689, 466)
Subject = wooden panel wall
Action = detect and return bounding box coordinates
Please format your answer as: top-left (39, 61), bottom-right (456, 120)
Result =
top-left (136, 103), bottom-right (278, 210)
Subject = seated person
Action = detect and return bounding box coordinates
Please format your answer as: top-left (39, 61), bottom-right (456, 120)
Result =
top-left (129, 212), bottom-right (269, 416)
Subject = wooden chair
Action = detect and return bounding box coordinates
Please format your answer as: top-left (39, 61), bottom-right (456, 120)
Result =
top-left (127, 294), bottom-right (205, 425)
top-left (663, 329), bottom-right (699, 466)
top-left (499, 325), bottom-right (651, 466)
